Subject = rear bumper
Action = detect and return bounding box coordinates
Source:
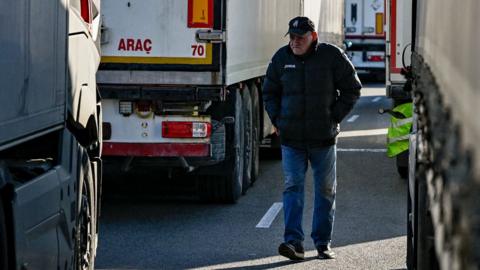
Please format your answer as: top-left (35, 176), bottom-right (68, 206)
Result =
top-left (102, 142), bottom-right (210, 157)
top-left (386, 84), bottom-right (411, 100)
top-left (101, 119), bottom-right (226, 169)
top-left (356, 67), bottom-right (385, 74)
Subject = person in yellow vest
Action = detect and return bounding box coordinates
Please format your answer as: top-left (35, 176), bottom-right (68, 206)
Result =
top-left (387, 102), bottom-right (413, 158)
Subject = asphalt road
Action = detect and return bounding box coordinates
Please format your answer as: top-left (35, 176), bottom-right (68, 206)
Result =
top-left (96, 83), bottom-right (408, 270)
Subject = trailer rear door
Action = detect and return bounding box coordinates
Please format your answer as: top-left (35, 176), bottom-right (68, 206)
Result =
top-left (386, 0), bottom-right (412, 84)
top-left (345, 0), bottom-right (363, 37)
top-left (100, 0), bottom-right (220, 71)
top-left (345, 0), bottom-right (384, 39)
top-left (363, 0), bottom-right (385, 38)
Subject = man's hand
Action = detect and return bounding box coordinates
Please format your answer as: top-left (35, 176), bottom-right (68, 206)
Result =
top-left (274, 126), bottom-right (280, 136)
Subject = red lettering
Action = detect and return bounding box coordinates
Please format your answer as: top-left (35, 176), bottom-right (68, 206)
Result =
top-left (126, 39), bottom-right (135, 51)
top-left (191, 45), bottom-right (197, 56)
top-left (144, 39), bottom-right (152, 54)
top-left (118, 39), bottom-right (126, 51)
top-left (197, 45), bottom-right (204, 56)
top-left (192, 44), bottom-right (205, 56)
top-left (118, 38), bottom-right (152, 54)
top-left (135, 39), bottom-right (143, 51)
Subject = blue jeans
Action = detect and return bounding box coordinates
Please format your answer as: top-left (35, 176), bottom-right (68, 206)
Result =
top-left (281, 144), bottom-right (337, 248)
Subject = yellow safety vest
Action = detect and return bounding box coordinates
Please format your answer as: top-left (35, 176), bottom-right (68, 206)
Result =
top-left (387, 102), bottom-right (413, 157)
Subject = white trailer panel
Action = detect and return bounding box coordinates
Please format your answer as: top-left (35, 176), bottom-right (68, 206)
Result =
top-left (345, 0), bottom-right (363, 36)
top-left (415, 0), bottom-right (480, 178)
top-left (101, 0), bottom-right (212, 65)
top-left (304, 0), bottom-right (345, 47)
top-left (345, 0), bottom-right (384, 38)
top-left (225, 0), bottom-right (301, 85)
top-left (386, 0), bottom-right (412, 85)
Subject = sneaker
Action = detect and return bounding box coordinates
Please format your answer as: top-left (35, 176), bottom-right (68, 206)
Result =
top-left (278, 242), bottom-right (305, 260)
top-left (317, 244), bottom-right (336, 259)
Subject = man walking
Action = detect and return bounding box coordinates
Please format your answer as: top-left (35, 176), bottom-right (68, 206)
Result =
top-left (262, 17), bottom-right (362, 260)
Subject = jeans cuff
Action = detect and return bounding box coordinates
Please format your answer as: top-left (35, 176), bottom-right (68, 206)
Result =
top-left (314, 240), bottom-right (331, 247)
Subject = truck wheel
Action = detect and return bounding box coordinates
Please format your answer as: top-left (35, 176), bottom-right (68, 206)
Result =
top-left (415, 165), bottom-right (437, 270)
top-left (0, 198), bottom-right (8, 270)
top-left (222, 89), bottom-right (244, 202)
top-left (396, 151), bottom-right (409, 179)
top-left (75, 148), bottom-right (96, 270)
top-left (199, 90), bottom-right (244, 203)
top-left (249, 83), bottom-right (261, 183)
top-left (406, 173), bottom-right (417, 270)
top-left (241, 86), bottom-right (253, 194)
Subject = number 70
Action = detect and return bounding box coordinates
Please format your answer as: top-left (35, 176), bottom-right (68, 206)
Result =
top-left (191, 45), bottom-right (205, 56)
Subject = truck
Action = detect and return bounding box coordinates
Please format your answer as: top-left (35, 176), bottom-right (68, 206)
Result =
top-left (0, 0), bottom-right (102, 269)
top-left (384, 0), bottom-right (413, 178)
top-left (405, 0), bottom-right (480, 269)
top-left (344, 0), bottom-right (386, 80)
top-left (97, 0), bottom-right (345, 203)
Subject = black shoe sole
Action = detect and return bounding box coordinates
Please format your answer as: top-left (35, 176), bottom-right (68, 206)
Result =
top-left (278, 244), bottom-right (304, 261)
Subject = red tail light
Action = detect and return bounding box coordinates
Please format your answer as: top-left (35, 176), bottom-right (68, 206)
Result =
top-left (367, 55), bottom-right (384, 62)
top-left (162, 122), bottom-right (212, 138)
top-left (80, 0), bottom-right (92, 24)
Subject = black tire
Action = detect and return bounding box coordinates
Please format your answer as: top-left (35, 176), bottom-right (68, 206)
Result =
top-left (241, 86), bottom-right (253, 194)
top-left (75, 148), bottom-right (96, 270)
top-left (397, 151), bottom-right (409, 179)
top-left (0, 198), bottom-right (8, 270)
top-left (415, 165), bottom-right (437, 270)
top-left (199, 90), bottom-right (244, 203)
top-left (397, 165), bottom-right (408, 179)
top-left (249, 83), bottom-right (261, 183)
top-left (406, 176), bottom-right (416, 269)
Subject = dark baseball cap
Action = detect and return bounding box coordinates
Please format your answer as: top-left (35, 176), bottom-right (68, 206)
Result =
top-left (285, 16), bottom-right (315, 36)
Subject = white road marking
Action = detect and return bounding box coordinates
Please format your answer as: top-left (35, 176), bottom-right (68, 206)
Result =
top-left (347, 115), bottom-right (360, 122)
top-left (337, 148), bottom-right (387, 153)
top-left (256, 202), bottom-right (283, 229)
top-left (338, 128), bottom-right (388, 138)
top-left (371, 97), bottom-right (382, 102)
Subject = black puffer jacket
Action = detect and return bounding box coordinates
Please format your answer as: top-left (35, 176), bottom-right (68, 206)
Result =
top-left (262, 42), bottom-right (362, 148)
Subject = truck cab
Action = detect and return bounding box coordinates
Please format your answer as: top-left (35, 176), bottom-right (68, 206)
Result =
top-left (0, 0), bottom-right (102, 269)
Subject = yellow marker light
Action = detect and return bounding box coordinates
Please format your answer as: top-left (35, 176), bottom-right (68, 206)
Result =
top-left (376, 13), bottom-right (384, 35)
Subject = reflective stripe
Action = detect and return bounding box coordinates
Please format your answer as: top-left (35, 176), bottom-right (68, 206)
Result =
top-left (391, 117), bottom-right (413, 128)
top-left (387, 140), bottom-right (409, 157)
top-left (386, 102), bottom-right (413, 157)
top-left (387, 134), bottom-right (410, 144)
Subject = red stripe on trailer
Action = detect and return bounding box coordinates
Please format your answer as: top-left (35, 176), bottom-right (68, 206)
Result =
top-left (102, 142), bottom-right (210, 157)
top-left (390, 0), bottom-right (402, 74)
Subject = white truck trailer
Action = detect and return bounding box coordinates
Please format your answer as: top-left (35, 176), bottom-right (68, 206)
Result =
top-left (0, 0), bottom-right (102, 269)
top-left (384, 0), bottom-right (413, 178)
top-left (344, 0), bottom-right (386, 80)
top-left (406, 0), bottom-right (480, 269)
top-left (386, 0), bottom-right (412, 98)
top-left (97, 0), bottom-right (345, 203)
